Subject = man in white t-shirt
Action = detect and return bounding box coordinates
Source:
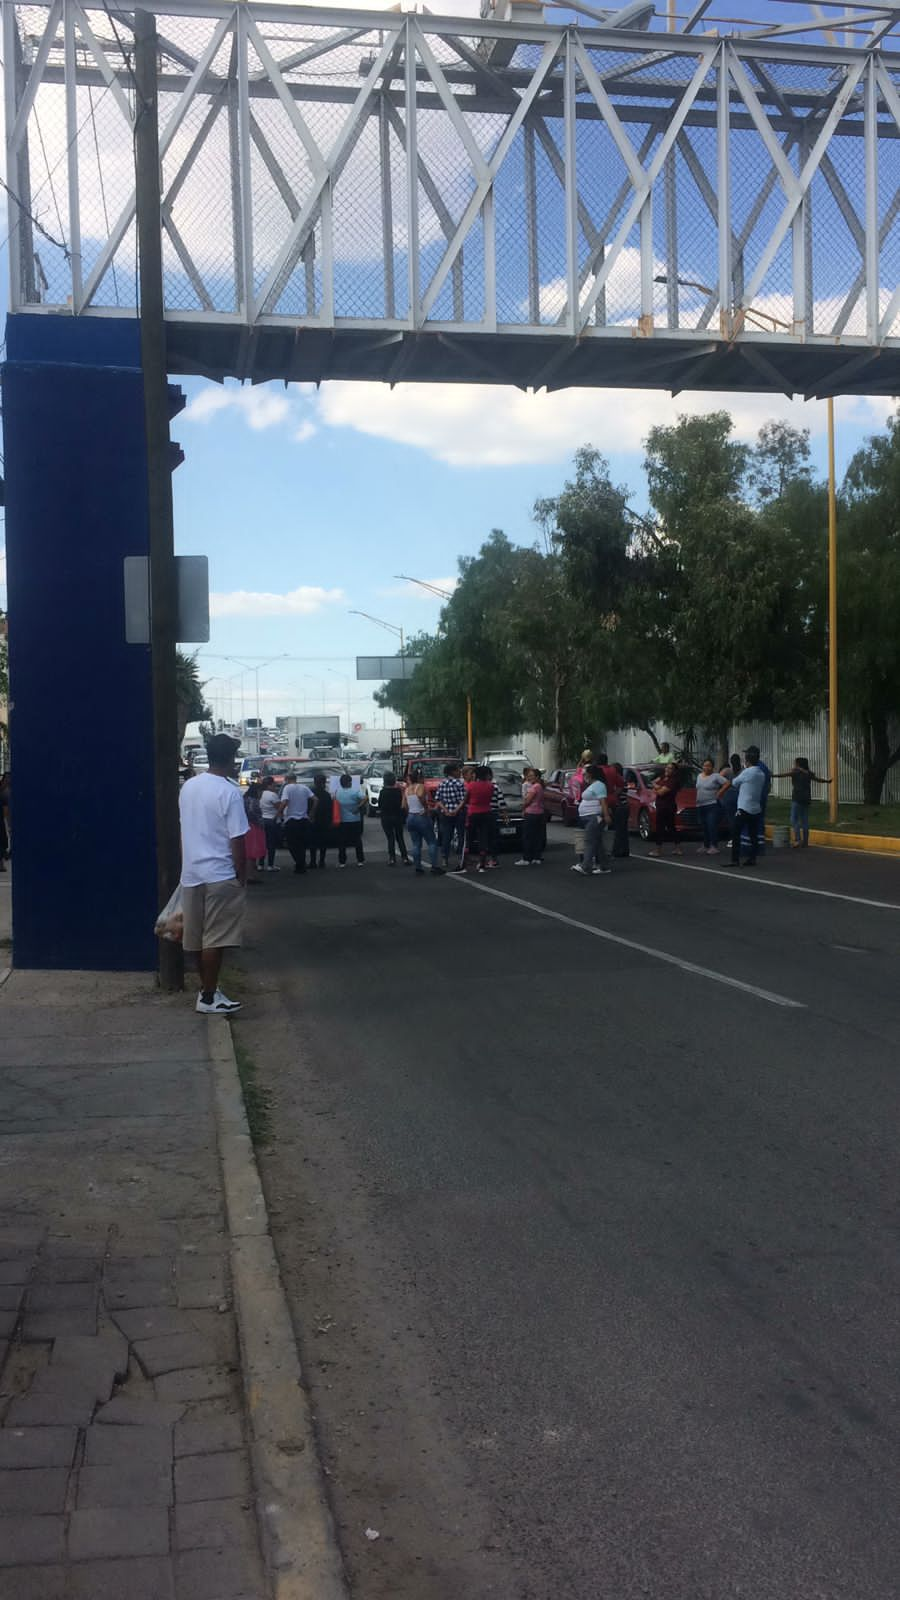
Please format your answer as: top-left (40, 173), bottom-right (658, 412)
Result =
top-left (179, 734), bottom-right (249, 1014)
top-left (280, 775), bottom-right (316, 874)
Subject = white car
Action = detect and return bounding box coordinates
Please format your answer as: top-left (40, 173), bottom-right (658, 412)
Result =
top-left (479, 750), bottom-right (532, 769)
top-left (362, 760), bottom-right (394, 813)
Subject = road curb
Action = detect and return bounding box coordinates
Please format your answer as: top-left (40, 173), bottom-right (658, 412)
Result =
top-left (207, 1016), bottom-right (349, 1600)
top-left (765, 824), bottom-right (900, 856)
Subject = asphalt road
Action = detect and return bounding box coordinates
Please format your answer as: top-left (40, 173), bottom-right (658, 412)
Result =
top-left (234, 825), bottom-right (900, 1600)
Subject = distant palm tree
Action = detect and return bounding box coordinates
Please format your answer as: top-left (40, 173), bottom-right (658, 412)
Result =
top-left (176, 651), bottom-right (212, 751)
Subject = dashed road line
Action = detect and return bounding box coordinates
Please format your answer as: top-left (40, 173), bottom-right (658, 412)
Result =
top-left (450, 874), bottom-right (805, 1010)
top-left (635, 853), bottom-right (900, 911)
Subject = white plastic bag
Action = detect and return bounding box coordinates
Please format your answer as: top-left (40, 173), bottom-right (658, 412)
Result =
top-left (154, 885), bottom-right (184, 943)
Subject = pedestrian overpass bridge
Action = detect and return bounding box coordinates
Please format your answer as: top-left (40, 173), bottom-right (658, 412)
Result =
top-left (4, 0), bottom-right (900, 397)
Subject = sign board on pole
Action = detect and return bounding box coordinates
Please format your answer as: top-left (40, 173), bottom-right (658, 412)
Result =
top-left (355, 655), bottom-right (422, 680)
top-left (124, 555), bottom-right (210, 644)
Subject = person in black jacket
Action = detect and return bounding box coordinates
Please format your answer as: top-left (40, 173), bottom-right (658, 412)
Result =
top-left (379, 772), bottom-right (410, 865)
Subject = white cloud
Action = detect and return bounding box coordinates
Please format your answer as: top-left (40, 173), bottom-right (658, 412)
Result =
top-left (209, 585), bottom-right (345, 619)
top-left (317, 381), bottom-right (895, 468)
top-left (294, 420), bottom-right (317, 444)
top-left (185, 385), bottom-right (291, 431)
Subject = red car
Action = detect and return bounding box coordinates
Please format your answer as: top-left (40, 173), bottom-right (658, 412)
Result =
top-left (545, 766), bottom-right (626, 827)
top-left (622, 765), bottom-right (731, 842)
top-left (544, 769), bottom-right (579, 826)
top-left (545, 764), bottom-right (731, 841)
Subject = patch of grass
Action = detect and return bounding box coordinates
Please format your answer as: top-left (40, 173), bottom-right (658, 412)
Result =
top-left (766, 798), bottom-right (900, 838)
top-left (233, 1036), bottom-right (272, 1147)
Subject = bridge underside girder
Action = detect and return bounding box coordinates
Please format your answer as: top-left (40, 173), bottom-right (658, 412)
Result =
top-left (165, 320), bottom-right (900, 399)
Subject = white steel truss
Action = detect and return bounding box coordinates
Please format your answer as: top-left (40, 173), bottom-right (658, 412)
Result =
top-left (4, 0), bottom-right (900, 396)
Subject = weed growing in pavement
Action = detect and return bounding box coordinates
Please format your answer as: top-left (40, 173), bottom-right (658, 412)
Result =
top-left (233, 1036), bottom-right (272, 1147)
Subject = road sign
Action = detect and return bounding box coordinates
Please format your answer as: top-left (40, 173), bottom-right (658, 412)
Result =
top-left (356, 656), bottom-right (422, 680)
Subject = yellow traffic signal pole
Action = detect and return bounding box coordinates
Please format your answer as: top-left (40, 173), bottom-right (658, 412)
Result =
top-left (827, 397), bottom-right (839, 824)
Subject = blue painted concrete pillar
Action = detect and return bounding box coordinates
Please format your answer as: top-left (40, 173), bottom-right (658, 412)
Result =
top-left (2, 315), bottom-right (158, 969)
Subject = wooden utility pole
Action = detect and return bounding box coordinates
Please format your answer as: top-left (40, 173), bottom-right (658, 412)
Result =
top-left (135, 11), bottom-right (183, 990)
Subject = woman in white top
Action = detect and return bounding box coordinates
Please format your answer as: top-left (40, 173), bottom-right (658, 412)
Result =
top-left (259, 777), bottom-right (281, 871)
top-left (405, 769), bottom-right (443, 876)
top-left (695, 758), bottom-right (728, 855)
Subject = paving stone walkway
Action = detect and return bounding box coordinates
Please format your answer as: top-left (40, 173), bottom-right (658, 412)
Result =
top-left (0, 969), bottom-right (269, 1600)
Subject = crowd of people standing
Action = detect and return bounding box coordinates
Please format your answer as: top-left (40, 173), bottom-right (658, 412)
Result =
top-left (236, 745), bottom-right (830, 882)
top-left (175, 733), bottom-right (832, 1016)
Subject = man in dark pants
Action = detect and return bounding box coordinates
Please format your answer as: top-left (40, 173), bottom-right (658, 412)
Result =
top-left (280, 772), bottom-right (315, 874)
top-left (434, 763), bottom-right (467, 869)
top-left (725, 745), bottom-right (765, 868)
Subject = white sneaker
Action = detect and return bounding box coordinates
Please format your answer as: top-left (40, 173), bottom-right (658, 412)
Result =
top-left (356, 860), bottom-right (365, 867)
top-left (530, 859), bottom-right (543, 866)
top-left (266, 865), bottom-right (280, 872)
top-left (514, 859), bottom-right (529, 867)
top-left (215, 989), bottom-right (241, 1009)
top-left (196, 992), bottom-right (242, 1015)
top-left (570, 863), bottom-right (586, 875)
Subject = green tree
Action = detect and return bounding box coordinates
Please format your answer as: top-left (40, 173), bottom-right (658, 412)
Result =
top-left (534, 446), bottom-right (662, 755)
top-left (841, 411), bottom-right (900, 803)
top-left (175, 651), bottom-right (212, 751)
top-left (643, 413), bottom-right (820, 758)
top-left (748, 420), bottom-right (812, 504)
top-left (376, 535), bottom-right (543, 744)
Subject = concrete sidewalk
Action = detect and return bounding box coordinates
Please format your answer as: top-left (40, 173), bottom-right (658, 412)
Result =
top-left (0, 961), bottom-right (268, 1600)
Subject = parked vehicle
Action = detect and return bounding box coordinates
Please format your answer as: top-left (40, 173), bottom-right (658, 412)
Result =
top-left (479, 748), bottom-right (533, 768)
top-left (622, 765), bottom-right (730, 842)
top-left (236, 756), bottom-right (261, 788)
top-left (362, 760), bottom-right (394, 813)
top-left (254, 755), bottom-right (345, 789)
top-left (480, 759), bottom-right (525, 850)
top-left (544, 769), bottom-right (578, 826)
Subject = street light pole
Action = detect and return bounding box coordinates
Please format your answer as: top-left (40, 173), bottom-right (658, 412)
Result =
top-left (218, 655), bottom-right (287, 750)
top-left (348, 610), bottom-right (407, 763)
top-left (394, 575), bottom-right (473, 758)
top-left (827, 397), bottom-right (839, 824)
top-left (135, 9), bottom-right (181, 991)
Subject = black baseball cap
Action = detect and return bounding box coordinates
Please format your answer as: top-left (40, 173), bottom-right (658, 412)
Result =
top-left (206, 733), bottom-right (241, 765)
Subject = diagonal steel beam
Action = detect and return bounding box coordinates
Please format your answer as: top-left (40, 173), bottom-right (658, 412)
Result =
top-left (576, 49), bottom-right (713, 329)
top-left (9, 0), bottom-right (61, 154)
top-left (419, 35), bottom-right (562, 320)
top-left (731, 51), bottom-right (865, 313)
top-left (79, 11), bottom-right (234, 309)
top-left (384, 96), bottom-right (464, 320)
top-left (255, 24), bottom-right (402, 318)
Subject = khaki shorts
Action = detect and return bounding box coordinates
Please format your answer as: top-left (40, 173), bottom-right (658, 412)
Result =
top-left (181, 880), bottom-right (246, 953)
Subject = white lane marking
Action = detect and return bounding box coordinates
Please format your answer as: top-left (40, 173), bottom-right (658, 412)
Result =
top-left (450, 875), bottom-right (805, 1010)
top-left (635, 853), bottom-right (900, 912)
